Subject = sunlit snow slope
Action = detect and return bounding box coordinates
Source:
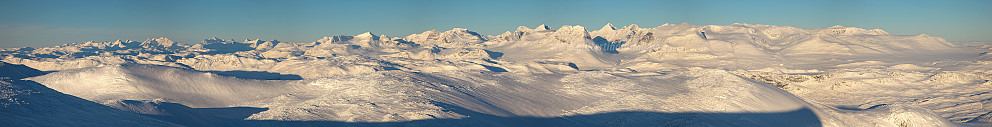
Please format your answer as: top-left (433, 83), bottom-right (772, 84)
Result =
top-left (0, 62), bottom-right (179, 126)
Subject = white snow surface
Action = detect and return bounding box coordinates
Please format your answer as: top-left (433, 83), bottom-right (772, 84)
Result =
top-left (0, 63), bottom-right (178, 126)
top-left (2, 23), bottom-right (990, 126)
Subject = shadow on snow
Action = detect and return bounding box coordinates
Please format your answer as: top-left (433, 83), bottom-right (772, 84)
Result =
top-left (203, 70), bottom-right (303, 80)
top-left (146, 101), bottom-right (822, 127)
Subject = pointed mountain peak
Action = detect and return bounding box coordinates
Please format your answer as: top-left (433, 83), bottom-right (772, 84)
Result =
top-left (516, 26), bottom-right (531, 32)
top-left (404, 27), bottom-right (483, 44)
top-left (378, 34), bottom-right (391, 39)
top-left (142, 37), bottom-right (177, 47)
top-left (207, 37), bottom-right (222, 41)
top-left (445, 28), bottom-right (482, 36)
top-left (356, 32), bottom-right (377, 38)
top-left (625, 24), bottom-right (640, 29)
top-left (317, 36), bottom-right (349, 43)
top-left (536, 24), bottom-right (553, 31)
top-left (143, 37), bottom-right (169, 42)
top-left (601, 23), bottom-right (616, 31)
top-left (546, 25), bottom-right (592, 43)
top-left (243, 39), bottom-right (266, 44)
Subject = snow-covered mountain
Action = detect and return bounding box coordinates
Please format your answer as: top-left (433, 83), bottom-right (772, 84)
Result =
top-left (23, 64), bottom-right (946, 126)
top-left (0, 62), bottom-right (179, 126)
top-left (1, 23), bottom-right (989, 126)
top-left (0, 23), bottom-right (961, 72)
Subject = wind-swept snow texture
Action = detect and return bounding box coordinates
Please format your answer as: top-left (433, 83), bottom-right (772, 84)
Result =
top-left (30, 65), bottom-right (830, 126)
top-left (1, 62), bottom-right (178, 126)
top-left (2, 23), bottom-right (990, 126)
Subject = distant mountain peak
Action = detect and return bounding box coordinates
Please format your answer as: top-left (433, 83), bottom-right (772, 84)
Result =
top-left (451, 28), bottom-right (469, 32)
top-left (142, 37), bottom-right (177, 47)
top-left (623, 24), bottom-right (640, 30)
top-left (208, 37), bottom-right (223, 41)
top-left (601, 23), bottom-right (617, 31)
top-left (356, 32), bottom-right (376, 38)
top-left (403, 27), bottom-right (484, 46)
top-left (536, 24), bottom-right (553, 31)
top-left (516, 26), bottom-right (530, 32)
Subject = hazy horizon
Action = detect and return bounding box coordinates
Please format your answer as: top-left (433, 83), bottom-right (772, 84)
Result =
top-left (2, 0), bottom-right (990, 48)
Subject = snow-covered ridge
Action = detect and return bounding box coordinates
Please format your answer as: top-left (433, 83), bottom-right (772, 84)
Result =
top-left (2, 23), bottom-right (953, 56)
top-left (1, 23), bottom-right (963, 73)
top-left (21, 64), bottom-right (963, 126)
top-left (2, 23), bottom-right (990, 126)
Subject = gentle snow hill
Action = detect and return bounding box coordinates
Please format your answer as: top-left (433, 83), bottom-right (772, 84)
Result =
top-left (27, 64), bottom-right (299, 108)
top-left (736, 67), bottom-right (992, 123)
top-left (0, 79), bottom-right (179, 126)
top-left (25, 64), bottom-right (959, 126)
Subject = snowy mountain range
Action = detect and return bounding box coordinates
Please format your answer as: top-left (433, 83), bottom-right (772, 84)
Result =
top-left (2, 23), bottom-right (990, 126)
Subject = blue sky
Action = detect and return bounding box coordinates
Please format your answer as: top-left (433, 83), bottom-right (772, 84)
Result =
top-left (1, 0), bottom-right (990, 48)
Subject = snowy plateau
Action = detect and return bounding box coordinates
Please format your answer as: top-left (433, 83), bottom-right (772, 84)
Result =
top-left (2, 23), bottom-right (992, 127)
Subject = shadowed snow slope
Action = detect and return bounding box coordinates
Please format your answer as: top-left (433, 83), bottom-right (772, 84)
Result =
top-left (28, 64), bottom-right (298, 108)
top-left (0, 80), bottom-right (179, 126)
top-left (0, 61), bottom-right (47, 80)
top-left (0, 62), bottom-right (176, 126)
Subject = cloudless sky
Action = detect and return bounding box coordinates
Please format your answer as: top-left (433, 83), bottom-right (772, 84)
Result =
top-left (1, 0), bottom-right (990, 48)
